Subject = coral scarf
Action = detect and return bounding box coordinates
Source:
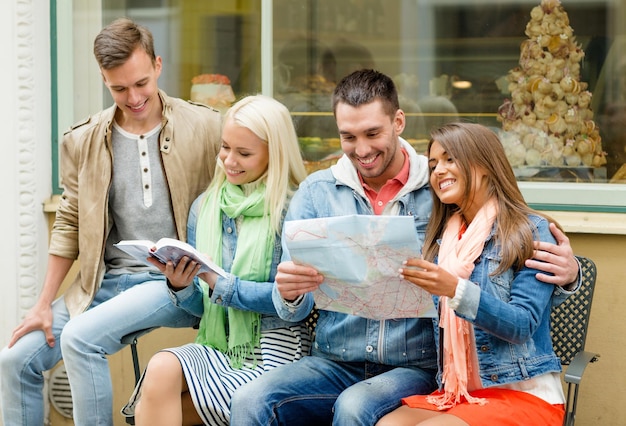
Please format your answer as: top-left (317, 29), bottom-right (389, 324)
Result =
top-left (427, 198), bottom-right (498, 409)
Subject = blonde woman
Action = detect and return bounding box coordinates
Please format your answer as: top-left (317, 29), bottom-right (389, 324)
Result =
top-left (123, 95), bottom-right (311, 425)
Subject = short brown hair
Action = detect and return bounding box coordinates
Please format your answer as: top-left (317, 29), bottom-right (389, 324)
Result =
top-left (93, 18), bottom-right (155, 69)
top-left (331, 69), bottom-right (400, 119)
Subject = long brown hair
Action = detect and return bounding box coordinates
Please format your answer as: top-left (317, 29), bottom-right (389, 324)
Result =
top-left (422, 123), bottom-right (561, 275)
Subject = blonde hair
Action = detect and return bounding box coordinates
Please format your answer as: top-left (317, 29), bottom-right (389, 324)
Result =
top-left (211, 95), bottom-right (307, 235)
top-left (423, 122), bottom-right (561, 274)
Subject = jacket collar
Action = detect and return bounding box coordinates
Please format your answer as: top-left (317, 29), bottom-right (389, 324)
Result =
top-left (100, 90), bottom-right (174, 153)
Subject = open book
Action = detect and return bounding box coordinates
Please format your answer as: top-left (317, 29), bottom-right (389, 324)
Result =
top-left (114, 238), bottom-right (227, 277)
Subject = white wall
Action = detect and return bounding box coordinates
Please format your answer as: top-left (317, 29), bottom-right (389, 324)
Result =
top-left (0, 0), bottom-right (18, 358)
top-left (0, 0), bottom-right (53, 422)
top-left (0, 0), bottom-right (52, 342)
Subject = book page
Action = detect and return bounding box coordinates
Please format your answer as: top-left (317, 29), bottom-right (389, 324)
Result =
top-left (114, 240), bottom-right (154, 266)
top-left (115, 239), bottom-right (227, 277)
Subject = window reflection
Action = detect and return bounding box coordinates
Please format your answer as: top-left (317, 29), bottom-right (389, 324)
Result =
top-left (84, 0), bottom-right (625, 187)
top-left (273, 0), bottom-right (623, 184)
top-left (102, 0), bottom-right (262, 104)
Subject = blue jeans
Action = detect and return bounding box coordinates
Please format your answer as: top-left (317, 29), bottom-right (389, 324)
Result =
top-left (0, 272), bottom-right (201, 426)
top-left (230, 356), bottom-right (437, 426)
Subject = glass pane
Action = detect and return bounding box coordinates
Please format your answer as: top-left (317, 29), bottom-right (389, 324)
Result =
top-left (56, 0), bottom-right (626, 208)
top-left (101, 0), bottom-right (262, 107)
top-left (272, 0), bottom-right (624, 189)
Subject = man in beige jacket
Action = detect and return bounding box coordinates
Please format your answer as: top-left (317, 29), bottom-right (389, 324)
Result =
top-left (0, 18), bottom-right (221, 426)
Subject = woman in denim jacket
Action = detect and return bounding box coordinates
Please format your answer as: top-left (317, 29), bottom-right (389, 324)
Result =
top-left (379, 123), bottom-right (566, 425)
top-left (122, 95), bottom-right (311, 426)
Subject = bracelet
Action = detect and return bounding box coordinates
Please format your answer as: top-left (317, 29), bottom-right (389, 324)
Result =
top-left (283, 294), bottom-right (304, 307)
top-left (166, 278), bottom-right (183, 292)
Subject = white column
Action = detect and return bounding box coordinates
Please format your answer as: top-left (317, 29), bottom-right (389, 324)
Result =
top-left (0, 1), bottom-right (52, 423)
top-left (0, 0), bottom-right (52, 355)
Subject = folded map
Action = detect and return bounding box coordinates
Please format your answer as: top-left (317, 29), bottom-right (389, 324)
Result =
top-left (284, 215), bottom-right (436, 320)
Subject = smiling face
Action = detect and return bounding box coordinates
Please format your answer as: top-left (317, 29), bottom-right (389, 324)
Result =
top-left (428, 140), bottom-right (489, 223)
top-left (219, 120), bottom-right (269, 185)
top-left (101, 47), bottom-right (162, 133)
top-left (336, 100), bottom-right (406, 191)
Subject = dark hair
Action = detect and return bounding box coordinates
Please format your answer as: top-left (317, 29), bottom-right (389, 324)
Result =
top-left (93, 18), bottom-right (155, 69)
top-left (331, 69), bottom-right (399, 118)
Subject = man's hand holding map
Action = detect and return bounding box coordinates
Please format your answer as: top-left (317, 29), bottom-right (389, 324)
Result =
top-left (284, 215), bottom-right (436, 320)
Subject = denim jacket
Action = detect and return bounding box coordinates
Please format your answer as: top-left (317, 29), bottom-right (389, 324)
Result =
top-left (433, 214), bottom-right (563, 388)
top-left (170, 194), bottom-right (300, 332)
top-left (273, 139), bottom-right (437, 369)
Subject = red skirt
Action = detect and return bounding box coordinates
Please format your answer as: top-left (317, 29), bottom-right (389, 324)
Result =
top-left (402, 389), bottom-right (564, 426)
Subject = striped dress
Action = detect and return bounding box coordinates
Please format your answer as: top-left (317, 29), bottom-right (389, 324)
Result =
top-left (122, 324), bottom-right (311, 425)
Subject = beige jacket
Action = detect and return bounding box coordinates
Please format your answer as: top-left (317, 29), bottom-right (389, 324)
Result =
top-left (51, 90), bottom-right (221, 317)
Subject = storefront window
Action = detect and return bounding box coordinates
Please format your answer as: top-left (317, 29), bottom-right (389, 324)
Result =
top-left (101, 0), bottom-right (263, 106)
top-left (271, 0), bottom-right (626, 210)
top-left (52, 0), bottom-right (262, 192)
top-left (54, 0), bottom-right (626, 211)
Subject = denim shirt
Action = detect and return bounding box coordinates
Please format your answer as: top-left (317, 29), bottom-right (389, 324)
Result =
top-left (273, 143), bottom-right (437, 369)
top-left (432, 214), bottom-right (563, 388)
top-left (169, 194), bottom-right (299, 332)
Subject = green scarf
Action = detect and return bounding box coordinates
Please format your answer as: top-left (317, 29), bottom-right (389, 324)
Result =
top-left (194, 181), bottom-right (274, 369)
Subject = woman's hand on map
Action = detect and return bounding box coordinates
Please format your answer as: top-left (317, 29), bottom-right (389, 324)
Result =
top-left (400, 258), bottom-right (458, 298)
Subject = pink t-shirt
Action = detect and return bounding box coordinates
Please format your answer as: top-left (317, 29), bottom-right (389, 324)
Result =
top-left (360, 148), bottom-right (410, 215)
